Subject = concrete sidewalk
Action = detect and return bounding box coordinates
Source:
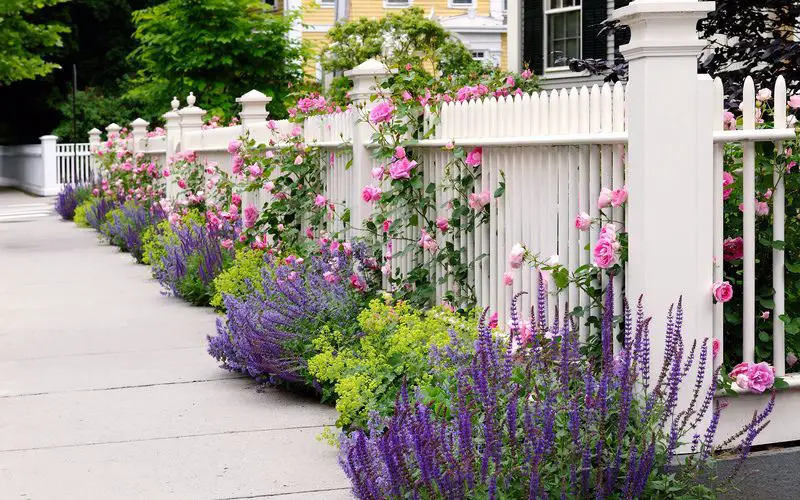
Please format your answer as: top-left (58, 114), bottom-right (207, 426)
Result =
top-left (0, 192), bottom-right (351, 499)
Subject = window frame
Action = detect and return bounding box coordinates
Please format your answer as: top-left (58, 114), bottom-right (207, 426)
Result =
top-left (448, 0), bottom-right (476, 9)
top-left (318, 0), bottom-right (335, 7)
top-left (383, 0), bottom-right (413, 9)
top-left (543, 0), bottom-right (583, 72)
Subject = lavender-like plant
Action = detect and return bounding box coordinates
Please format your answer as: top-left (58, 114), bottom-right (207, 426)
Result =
top-left (55, 184), bottom-right (90, 220)
top-left (207, 243), bottom-right (370, 385)
top-left (105, 201), bottom-right (166, 262)
top-left (154, 222), bottom-right (232, 306)
top-left (85, 197), bottom-right (116, 230)
top-left (340, 278), bottom-right (775, 499)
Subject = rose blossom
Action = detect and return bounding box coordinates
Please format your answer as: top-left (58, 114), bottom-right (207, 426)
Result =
top-left (227, 140), bottom-right (241, 155)
top-left (394, 146), bottom-right (406, 159)
top-left (231, 193), bottom-right (242, 206)
top-left (611, 186), bottom-right (628, 207)
top-left (221, 239), bottom-right (234, 250)
top-left (465, 147), bottom-right (483, 167)
top-left (243, 205), bottom-right (258, 228)
top-left (263, 181), bottom-right (275, 192)
top-left (418, 229), bottom-right (438, 252)
top-left (503, 272), bottom-right (514, 286)
top-left (730, 361), bottom-right (775, 393)
top-left (723, 171), bottom-right (735, 200)
top-left (361, 185), bottom-right (382, 203)
top-left (177, 179), bottom-right (187, 189)
top-left (436, 217), bottom-right (449, 233)
top-left (402, 91), bottom-right (413, 102)
top-left (598, 187), bottom-right (613, 209)
top-left (382, 219), bottom-right (392, 233)
top-left (509, 243), bottom-right (525, 269)
top-left (389, 158), bottom-right (417, 180)
top-left (712, 338), bottom-right (720, 359)
top-left (723, 111), bottom-right (736, 130)
top-left (723, 237), bottom-right (744, 261)
top-left (350, 274), bottom-right (367, 292)
top-left (756, 88), bottom-right (772, 102)
top-left (488, 312), bottom-right (499, 329)
top-left (294, 155), bottom-right (304, 165)
top-left (574, 212), bottom-right (592, 231)
top-left (323, 271), bottom-right (338, 284)
top-left (755, 200), bottom-right (770, 216)
top-left (521, 69), bottom-right (533, 80)
top-left (712, 280), bottom-right (733, 303)
top-left (314, 194), bottom-right (327, 207)
top-left (593, 238), bottom-right (617, 269)
top-left (762, 310), bottom-right (771, 320)
top-left (468, 191), bottom-right (491, 210)
top-left (369, 102), bottom-right (395, 124)
top-left (371, 166), bottom-right (385, 179)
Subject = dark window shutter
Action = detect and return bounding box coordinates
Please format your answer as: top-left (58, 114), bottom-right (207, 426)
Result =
top-left (522, 0), bottom-right (544, 75)
top-left (614, 0), bottom-right (631, 50)
top-left (582, 0), bottom-right (608, 61)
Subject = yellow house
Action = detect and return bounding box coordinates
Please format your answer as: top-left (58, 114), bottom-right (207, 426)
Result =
top-left (272, 0), bottom-right (510, 78)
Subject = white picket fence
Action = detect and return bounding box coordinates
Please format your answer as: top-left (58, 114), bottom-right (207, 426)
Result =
top-left (89, 0), bottom-right (800, 448)
top-left (55, 143), bottom-right (94, 184)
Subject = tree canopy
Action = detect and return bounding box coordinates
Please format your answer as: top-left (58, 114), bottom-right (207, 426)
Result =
top-left (0, 0), bottom-right (70, 86)
top-left (127, 0), bottom-right (303, 121)
top-left (321, 7), bottom-right (480, 77)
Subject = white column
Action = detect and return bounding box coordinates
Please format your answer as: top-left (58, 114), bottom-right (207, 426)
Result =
top-left (286, 0), bottom-right (303, 46)
top-left (39, 135), bottom-right (59, 196)
top-left (236, 89), bottom-right (271, 130)
top-left (490, 0), bottom-right (504, 19)
top-left (615, 0), bottom-right (715, 407)
top-left (130, 118), bottom-right (150, 155)
top-left (179, 92), bottom-right (206, 152)
top-left (163, 97), bottom-right (182, 198)
top-left (105, 123), bottom-right (121, 140)
top-left (88, 128), bottom-right (102, 182)
top-left (506, 0), bottom-right (521, 73)
top-left (345, 59), bottom-right (392, 232)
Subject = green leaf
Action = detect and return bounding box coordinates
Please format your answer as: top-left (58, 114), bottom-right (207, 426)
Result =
top-left (774, 378), bottom-right (790, 390)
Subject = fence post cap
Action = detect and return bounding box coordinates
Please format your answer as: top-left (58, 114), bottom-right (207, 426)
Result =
top-left (186, 92), bottom-right (196, 107)
top-left (39, 135), bottom-right (58, 141)
top-left (236, 89), bottom-right (271, 104)
top-left (130, 117), bottom-right (150, 127)
top-left (171, 96), bottom-right (180, 110)
top-left (106, 123), bottom-right (122, 132)
top-left (344, 58), bottom-right (392, 78)
top-left (88, 128), bottom-right (102, 134)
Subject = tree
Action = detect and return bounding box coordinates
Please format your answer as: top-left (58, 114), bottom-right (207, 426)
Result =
top-left (320, 7), bottom-right (481, 77)
top-left (0, 0), bottom-right (70, 85)
top-left (568, 1), bottom-right (800, 103)
top-left (127, 0), bottom-right (302, 121)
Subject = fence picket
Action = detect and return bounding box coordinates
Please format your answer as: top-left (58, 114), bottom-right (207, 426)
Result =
top-left (742, 76), bottom-right (756, 363)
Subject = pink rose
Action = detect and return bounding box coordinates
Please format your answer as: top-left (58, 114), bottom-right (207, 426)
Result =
top-left (389, 158), bottom-right (417, 180)
top-left (574, 212), bottom-right (592, 231)
top-left (394, 146), bottom-right (406, 159)
top-left (232, 193), bottom-right (242, 206)
top-left (506, 76), bottom-right (515, 87)
top-left (294, 155), bottom-right (304, 165)
top-left (161, 168), bottom-right (170, 178)
top-left (291, 126), bottom-right (302, 137)
top-left (371, 166), bottom-right (385, 179)
top-left (611, 186), bottom-right (628, 207)
top-left (593, 238), bottom-right (618, 269)
top-left (350, 273), bottom-right (367, 292)
top-left (436, 217), bottom-right (449, 233)
top-left (361, 185), bottom-right (382, 203)
top-left (263, 181), bottom-right (275, 192)
top-left (402, 91), bottom-right (413, 102)
top-left (756, 88), bottom-right (772, 102)
top-left (306, 228), bottom-right (314, 239)
top-left (598, 187), bottom-right (613, 209)
top-left (789, 95), bottom-right (800, 110)
top-left (227, 140), bottom-right (241, 155)
top-left (232, 154), bottom-right (244, 174)
top-left (723, 171), bottom-right (735, 200)
top-left (267, 120), bottom-right (278, 130)
top-left (509, 243), bottom-right (525, 269)
top-left (465, 147), bottom-right (483, 167)
top-left (599, 224), bottom-right (618, 242)
top-left (418, 229), bottom-right (438, 252)
top-left (382, 219), bottom-right (392, 233)
top-left (723, 237), bottom-right (744, 261)
top-left (488, 312), bottom-right (499, 329)
top-left (730, 361), bottom-right (775, 393)
top-left (755, 200), bottom-right (770, 216)
top-left (243, 205), bottom-right (258, 228)
top-left (314, 194), bottom-right (327, 207)
top-left (248, 164), bottom-right (262, 177)
top-left (521, 69), bottom-right (533, 80)
top-left (177, 179), bottom-right (187, 189)
top-left (712, 280), bottom-right (733, 303)
top-left (503, 272), bottom-right (514, 286)
top-left (468, 191), bottom-right (491, 210)
top-left (369, 102), bottom-right (395, 124)
top-left (343, 242), bottom-right (353, 255)
top-left (323, 271), bottom-right (338, 284)
top-left (712, 338), bottom-right (720, 359)
top-left (221, 239), bottom-right (234, 250)
top-left (762, 310), bottom-right (771, 320)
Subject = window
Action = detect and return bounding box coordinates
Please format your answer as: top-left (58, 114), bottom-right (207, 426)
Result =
top-left (319, 0), bottom-right (334, 6)
top-left (384, 0), bottom-right (411, 7)
top-left (449, 0), bottom-right (474, 7)
top-left (471, 51), bottom-right (486, 60)
top-left (544, 0), bottom-right (581, 69)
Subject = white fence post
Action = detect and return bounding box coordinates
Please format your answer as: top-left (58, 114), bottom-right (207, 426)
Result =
top-left (236, 89), bottom-right (271, 130)
top-left (163, 97), bottom-right (182, 198)
top-left (88, 128), bottom-right (101, 181)
top-left (179, 92), bottom-right (205, 148)
top-left (130, 118), bottom-right (150, 155)
top-left (344, 59), bottom-right (391, 234)
top-left (615, 0), bottom-right (716, 413)
top-left (39, 135), bottom-right (59, 195)
top-left (105, 123), bottom-right (121, 140)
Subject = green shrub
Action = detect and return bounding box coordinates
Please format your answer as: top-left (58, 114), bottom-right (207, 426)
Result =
top-left (210, 249), bottom-right (267, 311)
top-left (74, 199), bottom-right (92, 228)
top-left (141, 209), bottom-right (204, 268)
top-left (307, 296), bottom-right (476, 429)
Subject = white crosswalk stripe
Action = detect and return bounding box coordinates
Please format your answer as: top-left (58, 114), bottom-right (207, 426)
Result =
top-left (0, 202), bottom-right (54, 223)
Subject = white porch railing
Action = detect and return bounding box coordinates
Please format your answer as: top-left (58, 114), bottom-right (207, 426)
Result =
top-left (55, 143), bottom-right (94, 185)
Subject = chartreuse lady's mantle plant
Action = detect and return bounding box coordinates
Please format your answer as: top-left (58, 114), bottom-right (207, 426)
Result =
top-left (340, 280), bottom-right (776, 499)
